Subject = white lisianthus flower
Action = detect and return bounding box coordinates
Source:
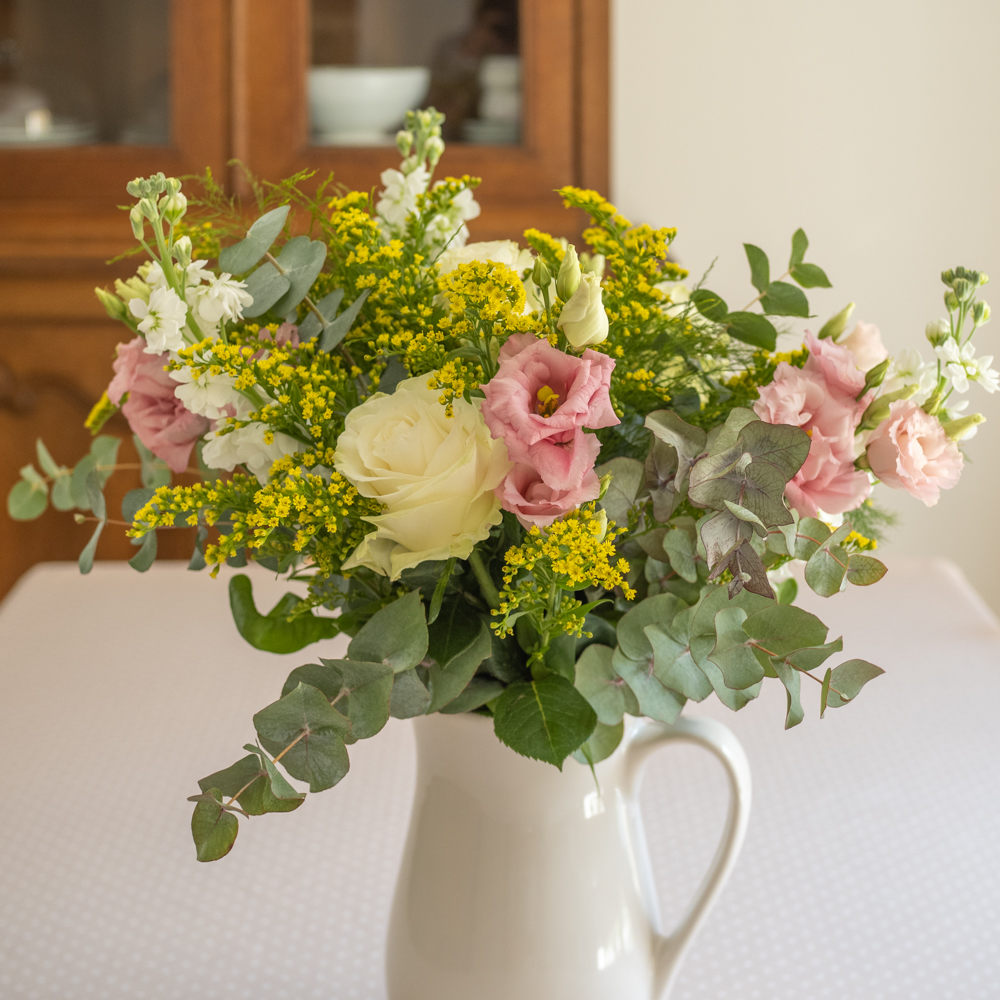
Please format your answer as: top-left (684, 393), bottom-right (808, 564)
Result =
top-left (557, 272), bottom-right (609, 348)
top-left (935, 340), bottom-right (1000, 393)
top-left (170, 367), bottom-right (253, 420)
top-left (201, 423), bottom-right (303, 484)
top-left (188, 272), bottom-right (253, 328)
top-left (376, 165), bottom-right (430, 235)
top-left (334, 375), bottom-right (512, 580)
top-left (129, 285), bottom-right (188, 354)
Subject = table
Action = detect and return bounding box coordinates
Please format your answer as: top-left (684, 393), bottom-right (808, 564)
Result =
top-left (0, 560), bottom-right (997, 999)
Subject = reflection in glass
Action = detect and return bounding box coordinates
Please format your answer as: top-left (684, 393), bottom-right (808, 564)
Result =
top-left (0, 0), bottom-right (169, 147)
top-left (310, 0), bottom-right (519, 147)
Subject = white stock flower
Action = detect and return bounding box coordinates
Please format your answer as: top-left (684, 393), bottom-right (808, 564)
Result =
top-left (424, 183), bottom-right (481, 250)
top-left (557, 272), bottom-right (609, 348)
top-left (883, 347), bottom-right (937, 399)
top-left (129, 285), bottom-right (188, 354)
top-left (935, 340), bottom-right (999, 393)
top-left (201, 423), bottom-right (303, 484)
top-left (170, 366), bottom-right (252, 420)
top-left (188, 272), bottom-right (253, 328)
top-left (376, 165), bottom-right (430, 235)
top-left (146, 258), bottom-right (210, 292)
top-left (334, 375), bottom-right (511, 580)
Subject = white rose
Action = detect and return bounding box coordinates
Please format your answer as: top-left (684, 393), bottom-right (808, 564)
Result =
top-left (557, 271), bottom-right (609, 348)
top-left (334, 375), bottom-right (512, 580)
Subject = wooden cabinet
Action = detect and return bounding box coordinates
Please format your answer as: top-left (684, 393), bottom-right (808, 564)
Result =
top-left (0, 0), bottom-right (608, 599)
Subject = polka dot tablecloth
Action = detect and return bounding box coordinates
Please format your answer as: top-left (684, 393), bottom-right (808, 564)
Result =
top-left (0, 559), bottom-right (997, 999)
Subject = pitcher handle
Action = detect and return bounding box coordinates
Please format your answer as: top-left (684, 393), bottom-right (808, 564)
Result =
top-left (622, 715), bottom-right (752, 1000)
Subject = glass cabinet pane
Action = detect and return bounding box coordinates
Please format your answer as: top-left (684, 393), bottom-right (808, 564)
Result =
top-left (0, 0), bottom-right (169, 147)
top-left (310, 0), bottom-right (519, 147)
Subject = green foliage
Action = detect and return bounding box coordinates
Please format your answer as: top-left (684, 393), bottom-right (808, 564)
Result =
top-left (198, 750), bottom-right (305, 816)
top-left (822, 659), bottom-right (884, 715)
top-left (493, 675), bottom-right (597, 769)
top-left (217, 204), bottom-right (290, 274)
top-left (347, 591), bottom-right (428, 672)
top-left (229, 575), bottom-right (340, 653)
top-left (426, 597), bottom-right (492, 712)
top-left (189, 789), bottom-right (239, 862)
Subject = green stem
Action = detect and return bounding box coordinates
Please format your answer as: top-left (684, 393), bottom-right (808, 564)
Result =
top-left (468, 548), bottom-right (501, 611)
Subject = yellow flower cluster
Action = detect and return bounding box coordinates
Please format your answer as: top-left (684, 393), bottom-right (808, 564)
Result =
top-left (523, 227), bottom-right (565, 265)
top-left (438, 259), bottom-right (526, 321)
top-left (84, 391), bottom-right (118, 435)
top-left (844, 530), bottom-right (878, 552)
top-left (426, 358), bottom-right (485, 416)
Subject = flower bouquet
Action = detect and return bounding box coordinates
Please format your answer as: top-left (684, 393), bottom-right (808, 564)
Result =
top-left (8, 110), bottom-right (992, 865)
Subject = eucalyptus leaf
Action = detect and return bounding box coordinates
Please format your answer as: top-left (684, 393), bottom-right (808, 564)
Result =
top-left (51, 474), bottom-right (74, 512)
top-left (644, 410), bottom-right (707, 491)
top-left (791, 517), bottom-right (832, 560)
top-left (440, 676), bottom-right (505, 714)
top-left (744, 243), bottom-right (770, 293)
top-left (493, 674), bottom-right (597, 769)
top-left (761, 281), bottom-right (810, 318)
top-left (348, 590), bottom-right (428, 672)
top-left (319, 287), bottom-right (372, 352)
top-left (122, 487), bottom-right (155, 525)
top-left (78, 518), bottom-right (104, 575)
top-left (218, 204), bottom-right (290, 274)
top-left (771, 658), bottom-right (804, 729)
top-left (823, 658), bottom-right (884, 712)
top-left (611, 646), bottom-right (685, 724)
top-left (575, 643), bottom-right (628, 725)
top-left (241, 263), bottom-right (291, 318)
top-left (644, 439), bottom-right (680, 522)
top-left (190, 788), bottom-right (239, 862)
top-left (725, 312), bottom-right (778, 351)
top-left (198, 751), bottom-right (304, 816)
top-left (777, 636), bottom-right (844, 672)
top-left (229, 574), bottom-right (340, 653)
top-left (690, 288), bottom-right (728, 322)
top-left (254, 682), bottom-right (350, 792)
top-left (662, 527), bottom-right (698, 582)
top-left (775, 577), bottom-right (798, 605)
top-left (132, 435), bottom-right (171, 488)
top-left (128, 529), bottom-right (157, 572)
top-left (804, 523), bottom-right (853, 597)
top-left (742, 603), bottom-right (828, 658)
top-left (271, 236), bottom-right (328, 315)
top-left (789, 228), bottom-right (809, 267)
top-left (571, 720), bottom-right (624, 765)
top-left (378, 354), bottom-right (410, 394)
top-left (298, 287), bottom-right (345, 341)
top-left (790, 262), bottom-right (832, 289)
top-left (7, 478), bottom-right (47, 520)
top-left (389, 668), bottom-right (432, 718)
top-left (616, 593), bottom-right (684, 662)
top-left (645, 623), bottom-right (714, 701)
top-left (707, 606), bottom-right (764, 690)
top-left (847, 554), bottom-right (888, 587)
top-left (595, 456), bottom-right (645, 526)
top-left (35, 438), bottom-right (62, 478)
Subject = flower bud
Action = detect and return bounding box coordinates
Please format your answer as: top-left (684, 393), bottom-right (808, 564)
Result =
top-left (129, 204), bottom-right (145, 239)
top-left (952, 278), bottom-right (974, 303)
top-left (172, 235), bottom-right (192, 267)
top-left (973, 301), bottom-right (991, 326)
top-left (944, 290), bottom-right (959, 311)
top-left (532, 256), bottom-right (552, 291)
top-left (126, 177), bottom-right (145, 198)
top-left (94, 286), bottom-right (127, 321)
top-left (980, 272), bottom-right (990, 286)
top-left (581, 252), bottom-right (605, 278)
top-left (941, 412), bottom-right (986, 441)
top-left (557, 272), bottom-right (609, 348)
top-left (164, 176), bottom-right (182, 196)
top-left (396, 129), bottom-right (414, 157)
top-left (859, 383), bottom-right (918, 430)
top-left (139, 197), bottom-right (158, 221)
top-left (160, 191), bottom-right (187, 225)
top-left (817, 301), bottom-right (855, 340)
top-left (148, 172), bottom-right (167, 195)
top-left (858, 357), bottom-right (891, 399)
top-left (925, 317), bottom-right (951, 346)
top-left (941, 269), bottom-right (956, 287)
top-left (598, 472), bottom-right (613, 501)
top-left (425, 135), bottom-right (444, 169)
top-left (556, 244), bottom-right (582, 301)
top-left (593, 507), bottom-right (609, 541)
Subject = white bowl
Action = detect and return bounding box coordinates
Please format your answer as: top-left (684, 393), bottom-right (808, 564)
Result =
top-left (309, 66), bottom-right (431, 146)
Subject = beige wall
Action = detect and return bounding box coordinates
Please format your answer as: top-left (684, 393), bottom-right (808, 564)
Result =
top-left (612, 0), bottom-right (1000, 612)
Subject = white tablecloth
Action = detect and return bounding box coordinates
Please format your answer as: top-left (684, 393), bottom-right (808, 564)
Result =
top-left (0, 559), bottom-right (998, 999)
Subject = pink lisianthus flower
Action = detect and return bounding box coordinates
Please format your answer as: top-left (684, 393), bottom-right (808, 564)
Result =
top-left (866, 400), bottom-right (963, 506)
top-left (839, 321), bottom-right (889, 375)
top-left (106, 338), bottom-right (209, 473)
top-left (499, 463), bottom-right (601, 529)
top-left (480, 333), bottom-right (619, 491)
top-left (754, 332), bottom-right (871, 517)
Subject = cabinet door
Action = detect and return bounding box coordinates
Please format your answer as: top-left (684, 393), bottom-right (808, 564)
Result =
top-left (231, 0), bottom-right (608, 239)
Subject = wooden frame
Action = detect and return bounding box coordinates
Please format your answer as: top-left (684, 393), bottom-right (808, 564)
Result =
top-left (231, 0), bottom-right (609, 240)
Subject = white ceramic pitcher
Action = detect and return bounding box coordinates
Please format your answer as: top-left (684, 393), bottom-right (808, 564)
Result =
top-left (386, 711), bottom-right (752, 1000)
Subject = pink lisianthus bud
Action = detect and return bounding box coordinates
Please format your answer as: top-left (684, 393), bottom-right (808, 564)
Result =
top-left (481, 333), bottom-right (618, 493)
top-left (838, 321), bottom-right (889, 374)
top-left (106, 338), bottom-right (208, 473)
top-left (498, 463), bottom-right (601, 529)
top-left (866, 400), bottom-right (963, 506)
